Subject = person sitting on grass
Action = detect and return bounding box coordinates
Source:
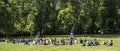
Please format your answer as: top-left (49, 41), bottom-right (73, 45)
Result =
top-left (63, 39), bottom-right (65, 45)
top-left (80, 38), bottom-right (83, 44)
top-left (60, 38), bottom-right (63, 45)
top-left (84, 38), bottom-right (87, 43)
top-left (55, 41), bottom-right (59, 46)
top-left (103, 40), bottom-right (108, 45)
top-left (19, 38), bottom-right (23, 43)
top-left (43, 38), bottom-right (49, 45)
top-left (73, 38), bottom-right (77, 44)
top-left (15, 39), bottom-right (18, 44)
top-left (109, 40), bottom-right (113, 46)
top-left (24, 39), bottom-right (29, 45)
top-left (90, 39), bottom-right (93, 46)
top-left (33, 40), bottom-right (36, 45)
top-left (53, 38), bottom-right (59, 46)
top-left (86, 40), bottom-right (91, 46)
top-left (37, 39), bottom-right (40, 45)
top-left (51, 38), bottom-right (54, 44)
top-left (46, 39), bottom-right (49, 45)
top-left (82, 39), bottom-right (87, 46)
top-left (60, 38), bottom-right (65, 45)
top-left (40, 38), bottom-right (43, 45)
top-left (43, 39), bottom-right (47, 45)
top-left (53, 38), bottom-right (57, 45)
top-left (12, 38), bottom-right (15, 44)
top-left (93, 39), bottom-right (99, 46)
top-left (82, 41), bottom-right (86, 46)
top-left (66, 37), bottom-right (69, 45)
top-left (49, 37), bottom-right (52, 44)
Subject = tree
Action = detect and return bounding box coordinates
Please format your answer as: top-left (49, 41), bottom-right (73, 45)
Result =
top-left (57, 2), bottom-right (76, 34)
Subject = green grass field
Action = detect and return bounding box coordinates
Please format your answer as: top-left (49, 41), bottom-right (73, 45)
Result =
top-left (0, 35), bottom-right (120, 51)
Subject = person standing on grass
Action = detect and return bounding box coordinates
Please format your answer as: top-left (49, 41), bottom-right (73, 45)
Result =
top-left (69, 32), bottom-right (74, 45)
top-left (70, 32), bottom-right (74, 40)
top-left (36, 32), bottom-right (40, 42)
top-left (70, 39), bottom-right (73, 45)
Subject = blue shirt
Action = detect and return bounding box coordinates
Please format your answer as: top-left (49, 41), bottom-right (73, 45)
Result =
top-left (36, 34), bottom-right (39, 40)
top-left (70, 33), bottom-right (73, 38)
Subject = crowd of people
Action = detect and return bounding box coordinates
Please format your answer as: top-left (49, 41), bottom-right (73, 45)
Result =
top-left (11, 37), bottom-right (77, 46)
top-left (10, 37), bottom-right (113, 46)
top-left (80, 38), bottom-right (113, 46)
top-left (2, 32), bottom-right (113, 46)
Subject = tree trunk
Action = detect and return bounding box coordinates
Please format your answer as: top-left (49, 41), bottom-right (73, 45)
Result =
top-left (71, 24), bottom-right (75, 33)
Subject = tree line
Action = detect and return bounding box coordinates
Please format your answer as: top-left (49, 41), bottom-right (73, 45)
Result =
top-left (0, 0), bottom-right (120, 36)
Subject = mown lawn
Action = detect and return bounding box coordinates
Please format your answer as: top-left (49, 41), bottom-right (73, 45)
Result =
top-left (0, 35), bottom-right (120, 51)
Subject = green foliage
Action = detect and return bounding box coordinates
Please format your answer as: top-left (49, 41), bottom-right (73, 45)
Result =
top-left (0, 0), bottom-right (120, 35)
top-left (57, 2), bottom-right (76, 29)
